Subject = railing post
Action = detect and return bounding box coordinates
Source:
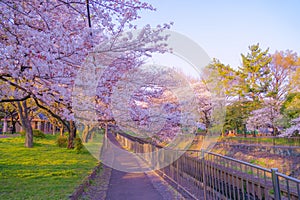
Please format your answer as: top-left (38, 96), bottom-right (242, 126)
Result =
top-left (176, 150), bottom-right (179, 190)
top-left (271, 168), bottom-right (281, 200)
top-left (201, 150), bottom-right (207, 200)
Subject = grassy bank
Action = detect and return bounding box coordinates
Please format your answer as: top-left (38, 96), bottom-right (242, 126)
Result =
top-left (0, 135), bottom-right (98, 200)
top-left (221, 136), bottom-right (300, 146)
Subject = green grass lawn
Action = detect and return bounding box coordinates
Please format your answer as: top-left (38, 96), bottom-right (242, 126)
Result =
top-left (0, 135), bottom-right (98, 200)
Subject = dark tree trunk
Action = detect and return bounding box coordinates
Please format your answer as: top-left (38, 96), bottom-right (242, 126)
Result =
top-left (11, 121), bottom-right (16, 134)
top-left (67, 120), bottom-right (76, 149)
top-left (204, 112), bottom-right (210, 134)
top-left (253, 126), bottom-right (257, 137)
top-left (52, 124), bottom-right (56, 135)
top-left (17, 101), bottom-right (33, 148)
top-left (272, 125), bottom-right (278, 136)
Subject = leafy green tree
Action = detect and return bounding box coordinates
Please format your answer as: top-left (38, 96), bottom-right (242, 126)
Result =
top-left (207, 58), bottom-right (239, 101)
top-left (281, 92), bottom-right (300, 122)
top-left (224, 102), bottom-right (244, 134)
top-left (224, 100), bottom-right (258, 136)
top-left (237, 44), bottom-right (272, 103)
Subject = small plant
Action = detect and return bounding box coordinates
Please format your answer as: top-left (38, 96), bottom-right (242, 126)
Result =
top-left (250, 159), bottom-right (256, 164)
top-left (247, 170), bottom-right (254, 175)
top-left (250, 159), bottom-right (269, 167)
top-left (56, 135), bottom-right (68, 148)
top-left (74, 137), bottom-right (84, 153)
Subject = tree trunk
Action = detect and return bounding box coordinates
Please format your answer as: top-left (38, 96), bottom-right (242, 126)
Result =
top-left (105, 123), bottom-right (108, 138)
top-left (3, 117), bottom-right (8, 133)
top-left (67, 120), bottom-right (76, 149)
top-left (60, 125), bottom-right (64, 136)
top-left (204, 113), bottom-right (210, 134)
top-left (11, 120), bottom-right (17, 134)
top-left (253, 126), bottom-right (257, 137)
top-left (82, 124), bottom-right (89, 143)
top-left (24, 122), bottom-right (33, 148)
top-left (52, 124), bottom-right (56, 135)
top-left (90, 131), bottom-right (95, 142)
top-left (17, 101), bottom-right (33, 148)
top-left (272, 125), bottom-right (278, 136)
top-left (10, 115), bottom-right (16, 134)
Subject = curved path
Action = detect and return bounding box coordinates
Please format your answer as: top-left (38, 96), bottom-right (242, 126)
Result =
top-left (104, 133), bottom-right (183, 200)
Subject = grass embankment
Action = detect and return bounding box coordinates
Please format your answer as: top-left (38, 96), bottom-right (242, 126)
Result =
top-left (222, 136), bottom-right (300, 146)
top-left (0, 135), bottom-right (98, 200)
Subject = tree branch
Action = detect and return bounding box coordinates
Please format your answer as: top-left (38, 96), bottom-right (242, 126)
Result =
top-left (32, 96), bottom-right (70, 132)
top-left (0, 94), bottom-right (31, 103)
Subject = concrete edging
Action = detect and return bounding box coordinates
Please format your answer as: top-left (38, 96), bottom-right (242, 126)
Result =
top-left (69, 162), bottom-right (102, 200)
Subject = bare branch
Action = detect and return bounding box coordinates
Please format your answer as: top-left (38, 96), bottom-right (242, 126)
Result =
top-left (0, 94), bottom-right (31, 103)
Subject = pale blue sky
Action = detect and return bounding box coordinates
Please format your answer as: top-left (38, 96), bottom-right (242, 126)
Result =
top-left (137, 0), bottom-right (300, 68)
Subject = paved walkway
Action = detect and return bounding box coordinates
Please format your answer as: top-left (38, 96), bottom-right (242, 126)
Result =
top-left (104, 133), bottom-right (182, 200)
top-left (106, 170), bottom-right (164, 200)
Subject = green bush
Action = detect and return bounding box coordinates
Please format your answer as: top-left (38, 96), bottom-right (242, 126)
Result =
top-left (33, 130), bottom-right (46, 138)
top-left (19, 130), bottom-right (45, 138)
top-left (56, 135), bottom-right (68, 148)
top-left (74, 137), bottom-right (83, 153)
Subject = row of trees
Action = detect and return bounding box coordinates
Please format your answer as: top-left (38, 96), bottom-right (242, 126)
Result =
top-left (208, 44), bottom-right (300, 137)
top-left (0, 0), bottom-right (172, 148)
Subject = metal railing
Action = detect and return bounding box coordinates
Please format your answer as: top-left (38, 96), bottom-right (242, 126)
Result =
top-left (112, 131), bottom-right (300, 200)
top-left (202, 151), bottom-right (274, 200)
top-left (276, 171), bottom-right (300, 200)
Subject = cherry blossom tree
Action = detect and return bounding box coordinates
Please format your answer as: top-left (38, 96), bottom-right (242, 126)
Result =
top-left (0, 0), bottom-right (171, 147)
top-left (95, 65), bottom-right (199, 143)
top-left (279, 117), bottom-right (300, 137)
top-left (191, 81), bottom-right (212, 133)
top-left (246, 100), bottom-right (282, 136)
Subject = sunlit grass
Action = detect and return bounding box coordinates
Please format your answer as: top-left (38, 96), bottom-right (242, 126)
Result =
top-left (222, 136), bottom-right (300, 146)
top-left (0, 135), bottom-right (98, 200)
top-left (78, 131), bottom-right (104, 159)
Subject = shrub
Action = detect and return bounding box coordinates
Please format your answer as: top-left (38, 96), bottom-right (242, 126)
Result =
top-left (74, 138), bottom-right (83, 153)
top-left (56, 135), bottom-right (68, 148)
top-left (33, 130), bottom-right (46, 138)
top-left (19, 130), bottom-right (45, 138)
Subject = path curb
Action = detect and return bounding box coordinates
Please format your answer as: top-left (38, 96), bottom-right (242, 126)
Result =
top-left (69, 162), bottom-right (102, 200)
